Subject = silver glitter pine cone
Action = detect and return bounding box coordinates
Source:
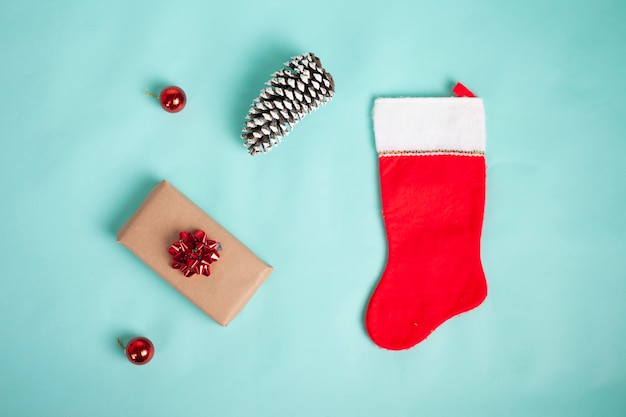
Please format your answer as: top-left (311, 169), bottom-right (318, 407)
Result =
top-left (242, 52), bottom-right (335, 155)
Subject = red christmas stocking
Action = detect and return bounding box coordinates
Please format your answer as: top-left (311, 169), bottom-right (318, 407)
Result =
top-left (365, 86), bottom-right (488, 350)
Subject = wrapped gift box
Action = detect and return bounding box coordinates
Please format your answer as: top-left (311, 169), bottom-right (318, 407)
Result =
top-left (117, 180), bottom-right (273, 326)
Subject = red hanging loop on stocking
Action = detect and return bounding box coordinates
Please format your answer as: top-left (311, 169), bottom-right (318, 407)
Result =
top-left (452, 82), bottom-right (477, 98)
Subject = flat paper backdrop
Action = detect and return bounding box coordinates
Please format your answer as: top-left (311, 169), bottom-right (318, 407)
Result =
top-left (0, 1), bottom-right (624, 416)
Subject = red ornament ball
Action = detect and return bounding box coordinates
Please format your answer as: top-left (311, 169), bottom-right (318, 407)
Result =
top-left (159, 86), bottom-right (186, 113)
top-left (125, 337), bottom-right (155, 365)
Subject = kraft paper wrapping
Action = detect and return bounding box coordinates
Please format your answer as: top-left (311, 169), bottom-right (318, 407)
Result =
top-left (117, 180), bottom-right (273, 326)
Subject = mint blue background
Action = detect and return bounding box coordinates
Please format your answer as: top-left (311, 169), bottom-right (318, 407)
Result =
top-left (1, 1), bottom-right (625, 416)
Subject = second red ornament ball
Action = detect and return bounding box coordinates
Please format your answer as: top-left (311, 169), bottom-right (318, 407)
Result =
top-left (123, 337), bottom-right (155, 365)
top-left (159, 86), bottom-right (186, 113)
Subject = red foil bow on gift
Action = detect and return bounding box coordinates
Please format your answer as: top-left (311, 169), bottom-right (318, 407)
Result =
top-left (168, 230), bottom-right (220, 277)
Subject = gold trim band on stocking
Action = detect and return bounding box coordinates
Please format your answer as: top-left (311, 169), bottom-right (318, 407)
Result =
top-left (378, 149), bottom-right (485, 157)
